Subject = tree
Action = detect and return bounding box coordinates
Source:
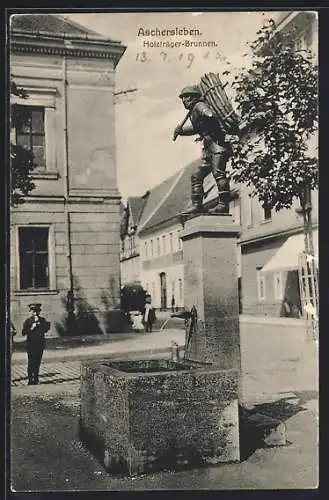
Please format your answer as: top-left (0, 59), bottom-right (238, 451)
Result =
top-left (230, 17), bottom-right (318, 255)
top-left (10, 79), bottom-right (36, 206)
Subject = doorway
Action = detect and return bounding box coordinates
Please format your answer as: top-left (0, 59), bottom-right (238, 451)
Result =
top-left (281, 270), bottom-right (302, 318)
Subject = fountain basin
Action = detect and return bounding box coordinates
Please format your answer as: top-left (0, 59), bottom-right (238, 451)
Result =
top-left (79, 358), bottom-right (240, 476)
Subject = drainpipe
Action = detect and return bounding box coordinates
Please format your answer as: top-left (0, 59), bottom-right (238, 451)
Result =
top-left (62, 48), bottom-right (74, 325)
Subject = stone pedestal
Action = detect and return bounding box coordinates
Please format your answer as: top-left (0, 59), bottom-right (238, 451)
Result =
top-left (180, 214), bottom-right (242, 457)
top-left (180, 215), bottom-right (241, 370)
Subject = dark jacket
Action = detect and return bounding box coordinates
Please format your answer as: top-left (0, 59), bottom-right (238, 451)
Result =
top-left (22, 316), bottom-right (50, 351)
top-left (143, 306), bottom-right (156, 324)
top-left (190, 101), bottom-right (225, 143)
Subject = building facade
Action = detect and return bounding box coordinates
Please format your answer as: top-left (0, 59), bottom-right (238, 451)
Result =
top-left (10, 14), bottom-right (126, 335)
top-left (120, 196), bottom-right (146, 286)
top-left (239, 10), bottom-right (318, 317)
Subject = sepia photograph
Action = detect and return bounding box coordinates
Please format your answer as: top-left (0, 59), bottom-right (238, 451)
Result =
top-left (8, 9), bottom-right (318, 492)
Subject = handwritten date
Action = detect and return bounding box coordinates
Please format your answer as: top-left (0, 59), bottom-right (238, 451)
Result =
top-left (136, 51), bottom-right (227, 68)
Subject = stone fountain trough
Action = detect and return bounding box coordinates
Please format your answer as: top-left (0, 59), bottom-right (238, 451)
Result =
top-left (79, 358), bottom-right (240, 476)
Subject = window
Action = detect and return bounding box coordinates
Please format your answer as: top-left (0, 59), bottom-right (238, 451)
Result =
top-left (273, 271), bottom-right (283, 300)
top-left (11, 87), bottom-right (58, 176)
top-left (162, 235), bottom-right (166, 254)
top-left (256, 269), bottom-right (266, 301)
top-left (178, 278), bottom-right (183, 305)
top-left (246, 194), bottom-right (253, 227)
top-left (16, 106), bottom-right (46, 169)
top-left (295, 35), bottom-right (308, 52)
top-left (178, 230), bottom-right (182, 250)
top-left (144, 241), bottom-right (148, 258)
top-left (150, 239), bottom-right (154, 257)
top-left (156, 237), bottom-right (160, 256)
top-left (169, 233), bottom-right (173, 253)
top-left (295, 38), bottom-right (302, 51)
top-left (18, 227), bottom-right (49, 290)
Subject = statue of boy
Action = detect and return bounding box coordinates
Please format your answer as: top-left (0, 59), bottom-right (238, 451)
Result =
top-left (173, 84), bottom-right (232, 214)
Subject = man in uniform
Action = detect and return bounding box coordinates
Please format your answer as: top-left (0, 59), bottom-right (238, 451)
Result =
top-left (173, 84), bottom-right (232, 214)
top-left (22, 303), bottom-right (50, 385)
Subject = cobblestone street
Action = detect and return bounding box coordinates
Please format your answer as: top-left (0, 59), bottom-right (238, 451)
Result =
top-left (11, 361), bottom-right (81, 388)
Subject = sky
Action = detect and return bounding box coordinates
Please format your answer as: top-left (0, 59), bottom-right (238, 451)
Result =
top-left (64, 11), bottom-right (286, 201)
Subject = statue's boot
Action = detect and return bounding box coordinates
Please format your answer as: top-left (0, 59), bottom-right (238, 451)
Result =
top-left (182, 176), bottom-right (205, 215)
top-left (208, 195), bottom-right (230, 214)
top-left (182, 206), bottom-right (205, 215)
top-left (208, 175), bottom-right (230, 214)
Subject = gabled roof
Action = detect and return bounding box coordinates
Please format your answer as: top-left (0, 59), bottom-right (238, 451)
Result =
top-left (10, 14), bottom-right (106, 39)
top-left (128, 196), bottom-right (146, 227)
top-left (138, 160), bottom-right (200, 235)
top-left (137, 170), bottom-right (182, 232)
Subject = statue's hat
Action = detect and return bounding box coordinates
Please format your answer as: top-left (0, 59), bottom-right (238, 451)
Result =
top-left (179, 85), bottom-right (201, 98)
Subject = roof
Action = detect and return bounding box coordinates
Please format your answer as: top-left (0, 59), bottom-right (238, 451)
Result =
top-left (137, 171), bottom-right (180, 230)
top-left (11, 14), bottom-right (100, 38)
top-left (138, 160), bottom-right (200, 235)
top-left (10, 13), bottom-right (121, 44)
top-left (10, 13), bottom-right (126, 66)
top-left (128, 196), bottom-right (146, 227)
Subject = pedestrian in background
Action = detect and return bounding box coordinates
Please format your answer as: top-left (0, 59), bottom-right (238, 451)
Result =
top-left (171, 295), bottom-right (175, 314)
top-left (143, 295), bottom-right (156, 333)
top-left (131, 311), bottom-right (144, 332)
top-left (22, 303), bottom-right (50, 385)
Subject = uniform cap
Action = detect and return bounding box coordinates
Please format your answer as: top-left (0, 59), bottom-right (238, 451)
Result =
top-left (28, 303), bottom-right (42, 311)
top-left (179, 85), bottom-right (202, 98)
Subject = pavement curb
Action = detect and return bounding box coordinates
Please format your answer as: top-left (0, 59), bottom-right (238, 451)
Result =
top-left (240, 316), bottom-right (304, 327)
top-left (11, 345), bottom-right (186, 365)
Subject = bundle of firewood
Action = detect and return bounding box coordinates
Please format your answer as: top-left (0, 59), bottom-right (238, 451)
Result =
top-left (199, 72), bottom-right (240, 135)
